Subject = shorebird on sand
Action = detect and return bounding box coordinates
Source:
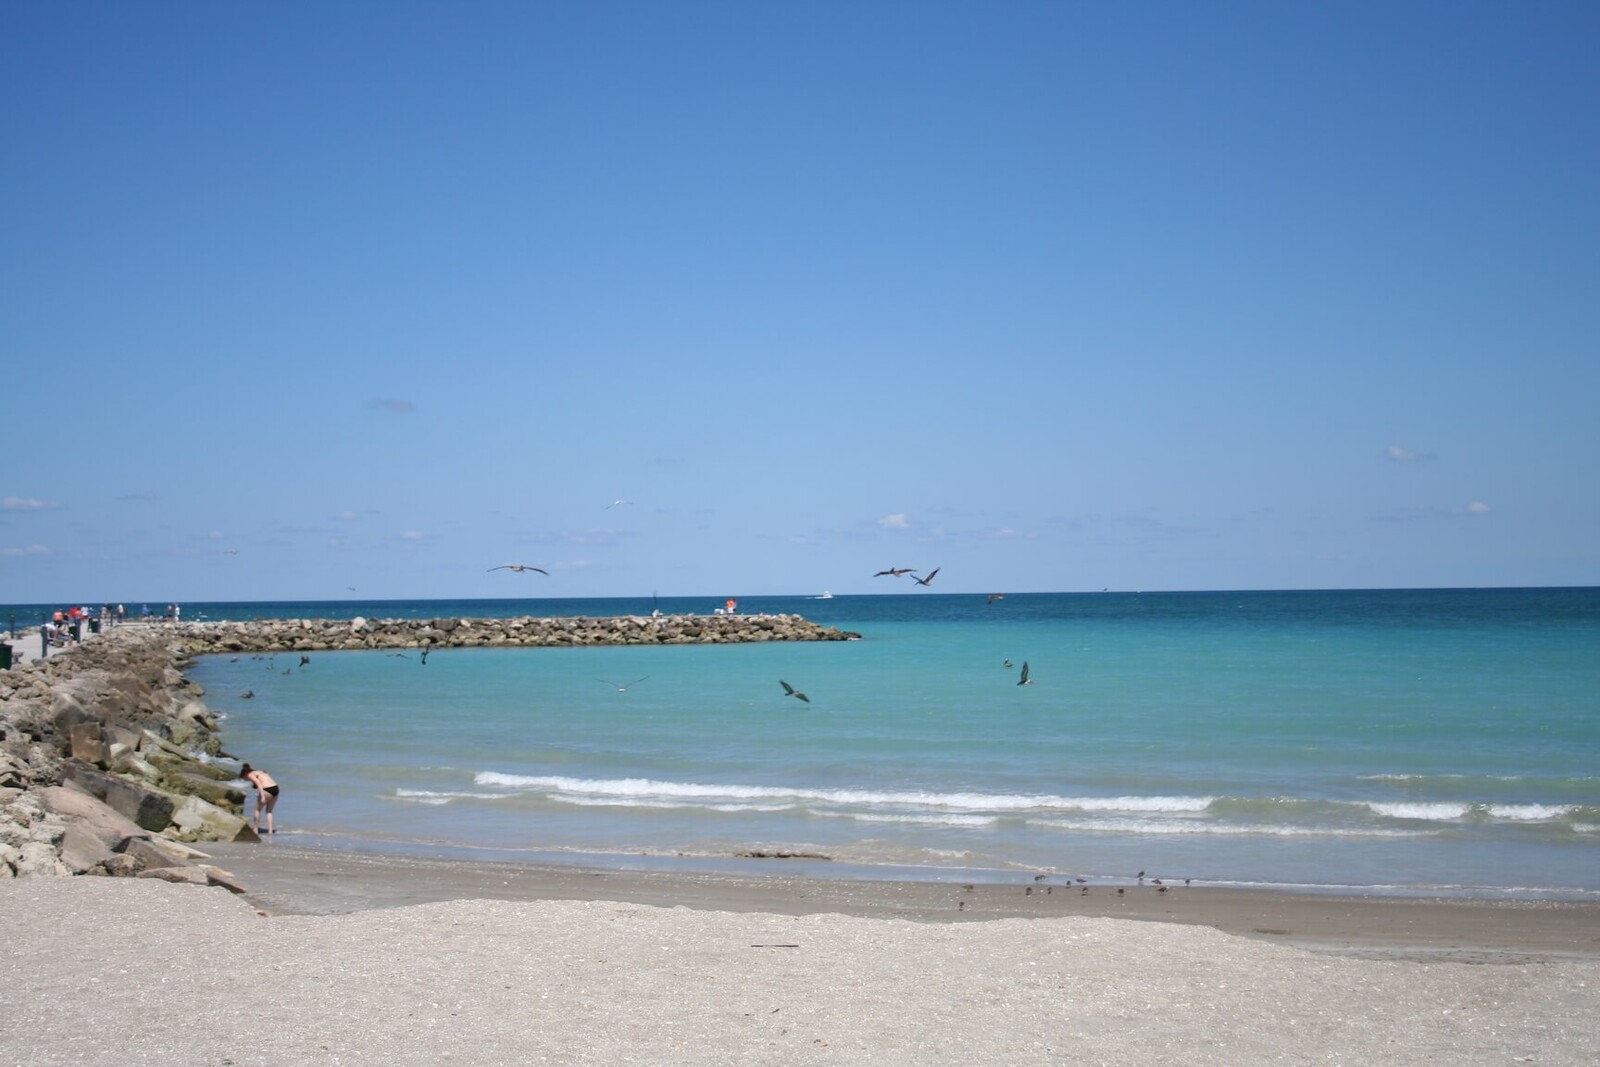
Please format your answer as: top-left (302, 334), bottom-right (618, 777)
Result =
top-left (780, 680), bottom-right (810, 703)
top-left (873, 567), bottom-right (917, 578)
top-left (911, 567), bottom-right (941, 586)
top-left (489, 564), bottom-right (548, 574)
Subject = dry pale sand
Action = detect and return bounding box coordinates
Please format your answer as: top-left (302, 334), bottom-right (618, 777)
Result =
top-left (3, 846), bottom-right (1598, 1067)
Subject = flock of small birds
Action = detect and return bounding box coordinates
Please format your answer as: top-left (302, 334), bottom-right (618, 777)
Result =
top-left (954, 870), bottom-right (1195, 910)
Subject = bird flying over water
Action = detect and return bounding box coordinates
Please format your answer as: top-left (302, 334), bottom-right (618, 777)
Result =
top-left (873, 567), bottom-right (917, 578)
top-left (911, 567), bottom-right (941, 586)
top-left (987, 593), bottom-right (1005, 604)
top-left (598, 677), bottom-right (649, 692)
top-left (1017, 661), bottom-right (1032, 686)
top-left (780, 680), bottom-right (810, 703)
top-left (299, 656), bottom-right (311, 668)
top-left (606, 499), bottom-right (633, 509)
top-left (489, 564), bottom-right (548, 574)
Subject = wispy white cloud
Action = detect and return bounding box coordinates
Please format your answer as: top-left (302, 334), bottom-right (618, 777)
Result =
top-left (877, 513), bottom-right (910, 530)
top-left (1384, 445), bottom-right (1436, 462)
top-left (2, 496), bottom-right (62, 511)
top-left (1373, 501), bottom-right (1493, 522)
top-left (369, 397), bottom-right (417, 414)
top-left (1, 543), bottom-right (49, 556)
top-left (335, 510), bottom-right (360, 521)
top-left (399, 530), bottom-right (426, 541)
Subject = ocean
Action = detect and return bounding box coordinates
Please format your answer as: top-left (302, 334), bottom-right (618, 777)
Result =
top-left (23, 588), bottom-right (1600, 899)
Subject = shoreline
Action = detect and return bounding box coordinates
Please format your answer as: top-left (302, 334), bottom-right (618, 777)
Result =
top-left (200, 841), bottom-right (1600, 964)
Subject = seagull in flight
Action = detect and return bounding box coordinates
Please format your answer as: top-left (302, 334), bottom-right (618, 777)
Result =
top-left (606, 499), bottom-right (633, 509)
top-left (873, 567), bottom-right (917, 578)
top-left (1017, 661), bottom-right (1033, 686)
top-left (911, 567), bottom-right (941, 586)
top-left (780, 680), bottom-right (810, 703)
top-left (489, 564), bottom-right (548, 574)
top-left (598, 677), bottom-right (649, 692)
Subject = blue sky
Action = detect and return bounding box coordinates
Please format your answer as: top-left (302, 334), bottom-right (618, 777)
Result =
top-left (4, 1), bottom-right (1597, 603)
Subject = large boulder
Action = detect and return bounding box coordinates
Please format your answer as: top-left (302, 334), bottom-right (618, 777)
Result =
top-left (117, 835), bottom-right (186, 871)
top-left (166, 794), bottom-right (249, 841)
top-left (58, 823), bottom-right (116, 874)
top-left (36, 785), bottom-right (148, 850)
top-left (69, 721), bottom-right (108, 767)
top-left (61, 763), bottom-right (175, 832)
top-left (158, 770), bottom-right (243, 810)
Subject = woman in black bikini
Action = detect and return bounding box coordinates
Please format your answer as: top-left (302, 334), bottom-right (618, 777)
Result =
top-left (240, 763), bottom-right (280, 836)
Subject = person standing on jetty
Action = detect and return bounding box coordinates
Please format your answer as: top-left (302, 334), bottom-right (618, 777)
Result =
top-left (240, 763), bottom-right (280, 836)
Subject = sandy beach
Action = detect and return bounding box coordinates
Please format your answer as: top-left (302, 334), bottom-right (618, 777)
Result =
top-left (4, 846), bottom-right (1597, 1066)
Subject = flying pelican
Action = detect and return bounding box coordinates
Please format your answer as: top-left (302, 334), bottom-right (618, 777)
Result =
top-left (489, 564), bottom-right (548, 574)
top-left (873, 567), bottom-right (917, 578)
top-left (299, 656), bottom-right (311, 668)
top-left (986, 593), bottom-right (1005, 603)
top-left (419, 645), bottom-right (431, 665)
top-left (598, 677), bottom-right (649, 692)
top-left (911, 567), bottom-right (941, 586)
top-left (780, 680), bottom-right (810, 703)
top-left (1017, 661), bottom-right (1032, 686)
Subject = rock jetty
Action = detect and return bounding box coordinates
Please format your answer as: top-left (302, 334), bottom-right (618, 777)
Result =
top-left (168, 611), bottom-right (859, 655)
top-left (0, 613), bottom-right (857, 887)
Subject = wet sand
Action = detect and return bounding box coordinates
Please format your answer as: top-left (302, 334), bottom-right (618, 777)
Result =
top-left (199, 842), bottom-right (1600, 964)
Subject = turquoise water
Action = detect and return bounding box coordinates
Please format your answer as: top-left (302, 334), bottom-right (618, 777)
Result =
top-left (111, 589), bottom-right (1600, 898)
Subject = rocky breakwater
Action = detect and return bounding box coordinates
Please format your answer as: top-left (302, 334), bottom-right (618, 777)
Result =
top-left (166, 611), bottom-right (860, 655)
top-left (1, 626), bottom-right (253, 891)
top-left (1, 613), bottom-right (858, 891)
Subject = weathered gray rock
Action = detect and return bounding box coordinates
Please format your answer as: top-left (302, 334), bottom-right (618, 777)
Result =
top-left (136, 864), bottom-right (209, 885)
top-left (61, 763), bottom-right (175, 832)
top-left (117, 835), bottom-right (178, 871)
top-left (69, 721), bottom-right (108, 766)
top-left (158, 770), bottom-right (243, 809)
top-left (14, 840), bottom-right (70, 876)
top-left (166, 794), bottom-right (249, 841)
top-left (58, 822), bottom-right (116, 874)
top-left (37, 785), bottom-right (148, 850)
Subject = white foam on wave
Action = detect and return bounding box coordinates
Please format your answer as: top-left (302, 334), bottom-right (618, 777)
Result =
top-left (1484, 804), bottom-right (1576, 821)
top-left (473, 772), bottom-right (1213, 814)
top-left (393, 788), bottom-right (506, 806)
top-left (819, 810), bottom-right (1000, 828)
top-left (1366, 801), bottom-right (1472, 821)
top-left (1031, 817), bottom-right (1429, 839)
